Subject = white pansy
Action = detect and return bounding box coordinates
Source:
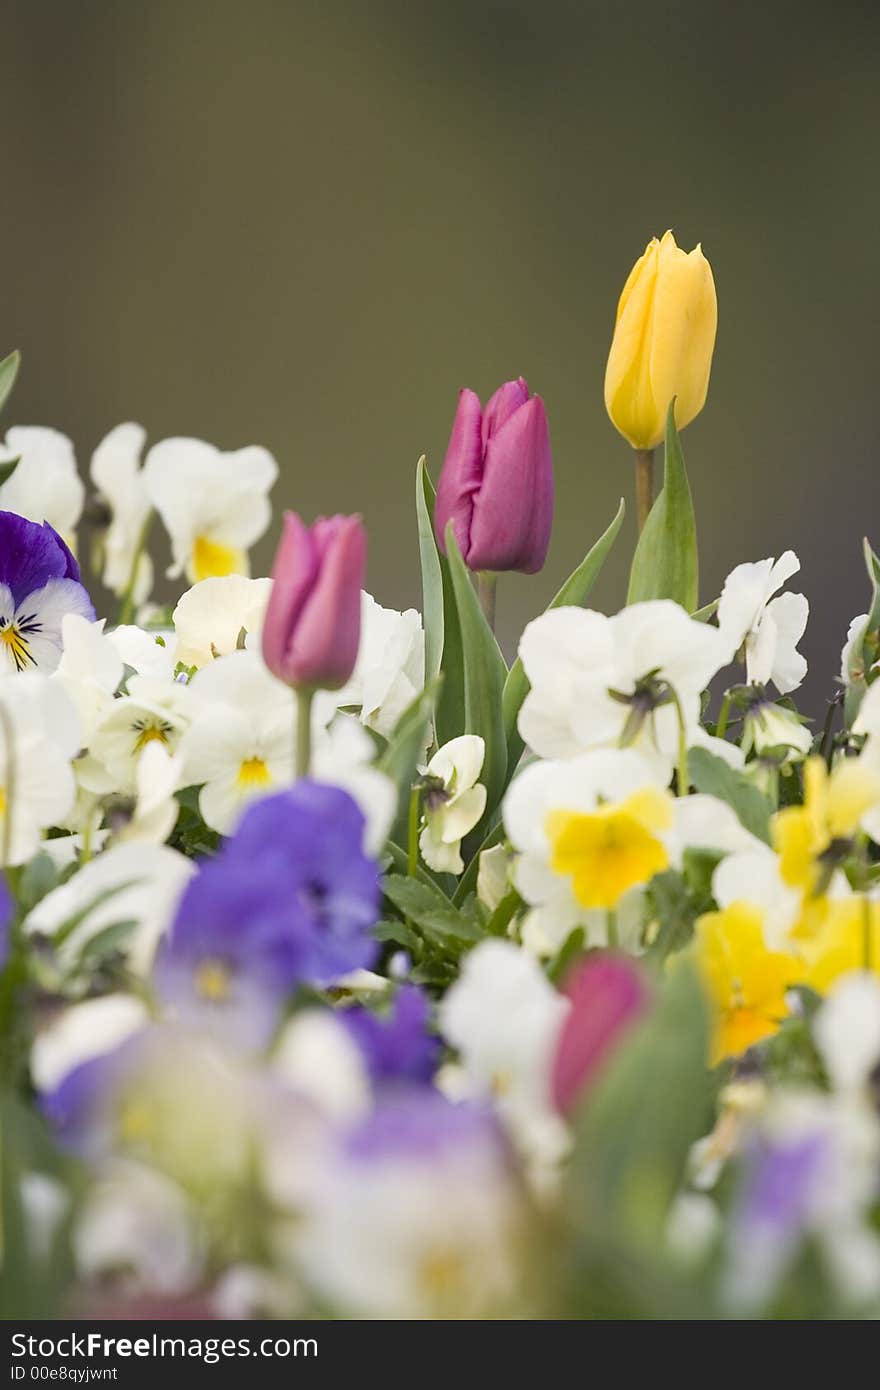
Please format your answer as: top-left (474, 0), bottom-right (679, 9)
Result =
top-left (179, 649), bottom-right (292, 833)
top-left (813, 973), bottom-right (880, 1093)
top-left (717, 551), bottom-right (808, 693)
top-left (107, 624), bottom-right (178, 681)
top-left (181, 649), bottom-right (396, 847)
top-left (517, 601), bottom-right (731, 775)
top-left (74, 1160), bottom-right (201, 1296)
top-left (324, 592), bottom-right (425, 738)
top-left (53, 615), bottom-right (123, 743)
top-left (742, 699), bottom-right (812, 761)
top-left (418, 735), bottom-right (486, 874)
top-left (89, 423), bottom-right (153, 603)
top-left (172, 575), bottom-right (273, 669)
top-left (0, 674), bottom-right (80, 865)
top-left (476, 843), bottom-right (512, 913)
top-left (30, 993), bottom-right (149, 1093)
top-left (311, 715), bottom-right (396, 856)
top-left (503, 748), bottom-right (673, 953)
top-left (142, 436), bottom-right (277, 584)
top-left (80, 673), bottom-right (194, 796)
top-left (24, 842), bottom-right (194, 976)
top-left (840, 613), bottom-right (869, 686)
top-left (439, 939), bottom-right (570, 1185)
top-left (0, 427), bottom-right (84, 539)
top-left (113, 740), bottom-right (184, 846)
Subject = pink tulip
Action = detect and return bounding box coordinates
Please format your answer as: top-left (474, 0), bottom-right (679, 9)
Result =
top-left (551, 955), bottom-right (649, 1114)
top-left (434, 377), bottom-right (553, 574)
top-left (262, 511), bottom-right (365, 691)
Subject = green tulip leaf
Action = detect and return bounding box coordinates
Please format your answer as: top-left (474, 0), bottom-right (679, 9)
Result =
top-left (377, 675), bottom-right (443, 840)
top-left (415, 456), bottom-right (444, 685)
top-left (0, 349), bottom-right (20, 419)
top-left (627, 401), bottom-right (698, 612)
top-left (415, 459), bottom-right (466, 747)
top-left (0, 456), bottom-right (20, 488)
top-left (444, 524), bottom-right (507, 821)
top-left (502, 497), bottom-right (625, 775)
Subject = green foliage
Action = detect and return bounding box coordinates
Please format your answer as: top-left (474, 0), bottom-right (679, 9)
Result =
top-left (377, 676), bottom-right (442, 840)
top-left (0, 348), bottom-right (21, 418)
top-left (627, 402), bottom-right (698, 611)
top-left (415, 459), bottom-right (465, 747)
top-left (444, 525), bottom-right (508, 822)
top-left (0, 1089), bottom-right (77, 1318)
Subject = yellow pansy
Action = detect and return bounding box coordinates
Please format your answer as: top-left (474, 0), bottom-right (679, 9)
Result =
top-left (690, 901), bottom-right (802, 1065)
top-left (773, 755), bottom-right (880, 893)
top-left (546, 785), bottom-right (673, 909)
top-left (803, 897), bottom-right (880, 994)
top-left (604, 230), bottom-right (717, 451)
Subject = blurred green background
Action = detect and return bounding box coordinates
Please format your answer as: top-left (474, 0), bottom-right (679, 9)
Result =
top-left (4, 0), bottom-right (879, 714)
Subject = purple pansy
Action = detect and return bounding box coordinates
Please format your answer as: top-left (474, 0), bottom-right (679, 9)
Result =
top-left (0, 511), bottom-right (94, 673)
top-left (341, 986), bottom-right (440, 1087)
top-left (344, 1089), bottom-right (503, 1163)
top-left (153, 782), bottom-right (381, 1046)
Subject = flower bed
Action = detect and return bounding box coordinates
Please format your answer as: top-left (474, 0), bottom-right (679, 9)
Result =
top-left (1, 234), bottom-right (879, 1320)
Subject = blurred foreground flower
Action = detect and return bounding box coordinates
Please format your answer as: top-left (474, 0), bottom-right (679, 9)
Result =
top-left (552, 955), bottom-right (649, 1113)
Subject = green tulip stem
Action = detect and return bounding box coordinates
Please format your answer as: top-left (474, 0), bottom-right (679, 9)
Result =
top-left (635, 448), bottom-right (654, 532)
top-left (294, 688), bottom-right (314, 780)
top-left (407, 786), bottom-right (421, 878)
top-left (477, 572), bottom-right (497, 631)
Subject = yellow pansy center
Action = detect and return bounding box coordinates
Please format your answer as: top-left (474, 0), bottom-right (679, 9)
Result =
top-left (131, 718), bottom-right (173, 755)
top-left (192, 534), bottom-right (243, 582)
top-left (116, 1097), bottom-right (156, 1146)
top-left (0, 621), bottom-right (34, 672)
top-left (237, 756), bottom-right (271, 789)
top-left (545, 786), bottom-right (672, 909)
top-left (194, 957), bottom-right (234, 1003)
top-left (691, 901), bottom-right (801, 1065)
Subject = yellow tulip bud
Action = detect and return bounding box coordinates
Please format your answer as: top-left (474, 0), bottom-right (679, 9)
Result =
top-left (604, 231), bottom-right (717, 451)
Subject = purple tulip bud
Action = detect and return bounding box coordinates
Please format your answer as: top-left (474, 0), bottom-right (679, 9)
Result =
top-left (434, 377), bottom-right (553, 574)
top-left (551, 955), bottom-right (649, 1114)
top-left (262, 511), bottom-right (365, 691)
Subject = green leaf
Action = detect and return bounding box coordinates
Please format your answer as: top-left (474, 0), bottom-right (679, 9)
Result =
top-left (687, 746), bottom-right (772, 844)
top-left (415, 456), bottom-right (444, 686)
top-left (382, 874), bottom-right (483, 947)
top-left (444, 525), bottom-right (508, 819)
top-left (0, 456), bottom-right (20, 488)
top-left (844, 539), bottom-right (880, 725)
top-left (0, 349), bottom-right (20, 418)
top-left (502, 498), bottom-right (625, 774)
top-left (51, 879), bottom-right (144, 949)
top-left (77, 919), bottom-right (139, 966)
top-left (377, 676), bottom-right (442, 840)
top-left (0, 1089), bottom-right (76, 1318)
top-left (627, 401), bottom-right (698, 611)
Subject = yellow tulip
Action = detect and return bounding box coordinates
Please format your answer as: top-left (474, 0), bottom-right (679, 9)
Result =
top-left (604, 230), bottom-right (718, 451)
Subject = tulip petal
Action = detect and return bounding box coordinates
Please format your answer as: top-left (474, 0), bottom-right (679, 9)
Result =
top-left (285, 515), bottom-right (366, 690)
top-left (434, 388), bottom-right (484, 559)
top-left (261, 511), bottom-right (319, 681)
top-left (481, 377), bottom-right (530, 451)
top-left (468, 394), bottom-right (553, 574)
